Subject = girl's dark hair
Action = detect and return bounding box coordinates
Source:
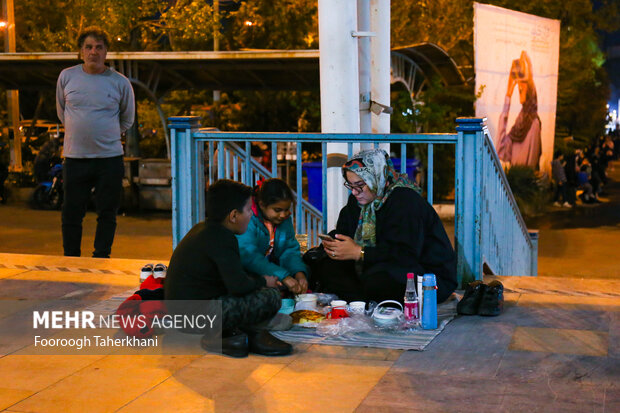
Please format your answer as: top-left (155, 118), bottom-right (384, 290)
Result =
top-left (255, 178), bottom-right (294, 206)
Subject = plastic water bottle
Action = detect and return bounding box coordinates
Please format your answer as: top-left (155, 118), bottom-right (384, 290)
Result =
top-left (404, 273), bottom-right (419, 323)
top-left (421, 273), bottom-right (438, 330)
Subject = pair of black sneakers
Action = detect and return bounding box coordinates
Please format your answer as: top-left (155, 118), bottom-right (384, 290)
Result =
top-left (457, 280), bottom-right (504, 317)
top-left (201, 328), bottom-right (292, 358)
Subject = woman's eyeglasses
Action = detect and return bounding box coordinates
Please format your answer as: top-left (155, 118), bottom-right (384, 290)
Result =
top-left (344, 181), bottom-right (367, 193)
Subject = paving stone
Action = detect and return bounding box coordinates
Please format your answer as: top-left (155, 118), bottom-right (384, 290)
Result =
top-left (482, 305), bottom-right (611, 331)
top-left (358, 371), bottom-right (505, 412)
top-left (9, 355), bottom-right (197, 413)
top-left (120, 359), bottom-right (288, 412)
top-left (394, 320), bottom-right (514, 379)
top-left (604, 384), bottom-right (620, 413)
top-left (0, 355), bottom-right (103, 392)
top-left (0, 268), bottom-right (26, 280)
top-left (233, 357), bottom-right (392, 412)
top-left (518, 293), bottom-right (620, 312)
top-left (498, 379), bottom-right (605, 412)
top-left (0, 388), bottom-right (33, 411)
top-left (496, 351), bottom-right (620, 384)
top-left (609, 311), bottom-right (620, 359)
top-left (509, 326), bottom-right (608, 356)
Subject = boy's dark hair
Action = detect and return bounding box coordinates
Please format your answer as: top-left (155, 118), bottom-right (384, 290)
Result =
top-left (554, 150), bottom-right (563, 159)
top-left (255, 178), bottom-right (294, 206)
top-left (206, 179), bottom-right (252, 222)
top-left (78, 26), bottom-right (110, 49)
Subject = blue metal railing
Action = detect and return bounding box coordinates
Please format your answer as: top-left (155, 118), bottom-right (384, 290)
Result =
top-left (206, 139), bottom-right (324, 247)
top-left (480, 128), bottom-right (538, 277)
top-left (168, 116), bottom-right (538, 285)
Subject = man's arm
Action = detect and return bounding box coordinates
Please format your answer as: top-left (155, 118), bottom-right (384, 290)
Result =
top-left (55, 74), bottom-right (65, 124)
top-left (118, 78), bottom-right (135, 133)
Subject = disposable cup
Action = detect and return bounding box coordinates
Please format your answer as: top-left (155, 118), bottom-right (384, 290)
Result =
top-left (348, 301), bottom-right (366, 315)
top-left (330, 300), bottom-right (347, 308)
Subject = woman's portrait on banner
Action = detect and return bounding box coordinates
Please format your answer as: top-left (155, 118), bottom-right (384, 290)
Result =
top-left (496, 50), bottom-right (542, 169)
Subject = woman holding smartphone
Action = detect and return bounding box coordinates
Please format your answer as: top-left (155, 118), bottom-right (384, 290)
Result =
top-left (317, 149), bottom-right (457, 304)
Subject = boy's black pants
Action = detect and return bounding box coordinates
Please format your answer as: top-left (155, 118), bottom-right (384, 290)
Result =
top-left (62, 156), bottom-right (124, 258)
top-left (218, 287), bottom-right (281, 330)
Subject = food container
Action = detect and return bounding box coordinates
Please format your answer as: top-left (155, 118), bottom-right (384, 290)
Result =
top-left (295, 294), bottom-right (318, 311)
top-left (371, 300), bottom-right (403, 328)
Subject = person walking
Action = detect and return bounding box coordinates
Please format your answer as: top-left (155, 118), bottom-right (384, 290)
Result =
top-left (56, 26), bottom-right (135, 258)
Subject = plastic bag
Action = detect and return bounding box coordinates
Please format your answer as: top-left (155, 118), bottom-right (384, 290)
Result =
top-left (316, 315), bottom-right (375, 337)
top-left (315, 293), bottom-right (339, 306)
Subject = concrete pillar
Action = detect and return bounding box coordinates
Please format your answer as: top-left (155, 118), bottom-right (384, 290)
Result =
top-left (370, 0), bottom-right (391, 136)
top-left (318, 0), bottom-right (360, 230)
top-left (358, 0), bottom-right (371, 134)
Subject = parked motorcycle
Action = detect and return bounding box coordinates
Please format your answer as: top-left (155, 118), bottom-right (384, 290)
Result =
top-left (31, 163), bottom-right (63, 210)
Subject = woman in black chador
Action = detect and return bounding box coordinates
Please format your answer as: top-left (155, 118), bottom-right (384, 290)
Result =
top-left (312, 149), bottom-right (457, 304)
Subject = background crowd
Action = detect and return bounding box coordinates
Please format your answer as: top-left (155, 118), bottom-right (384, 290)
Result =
top-left (551, 130), bottom-right (619, 207)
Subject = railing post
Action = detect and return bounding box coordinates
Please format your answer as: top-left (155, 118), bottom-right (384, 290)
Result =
top-left (169, 116), bottom-right (202, 249)
top-left (528, 230), bottom-right (539, 276)
top-left (455, 117), bottom-right (486, 286)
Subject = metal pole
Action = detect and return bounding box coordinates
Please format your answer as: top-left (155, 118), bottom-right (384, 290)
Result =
top-left (212, 0), bottom-right (220, 103)
top-left (318, 0), bottom-right (360, 230)
top-left (2, 0), bottom-right (21, 172)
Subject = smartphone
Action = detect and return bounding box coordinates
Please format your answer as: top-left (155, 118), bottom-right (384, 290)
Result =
top-left (318, 234), bottom-right (335, 242)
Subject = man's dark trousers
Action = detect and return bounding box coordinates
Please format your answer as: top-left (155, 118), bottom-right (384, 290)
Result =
top-left (62, 156), bottom-right (124, 258)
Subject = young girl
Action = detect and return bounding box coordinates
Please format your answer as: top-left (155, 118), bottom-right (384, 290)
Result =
top-left (236, 178), bottom-right (309, 294)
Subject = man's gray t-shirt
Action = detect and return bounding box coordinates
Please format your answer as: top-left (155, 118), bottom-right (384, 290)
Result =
top-left (56, 65), bottom-right (135, 158)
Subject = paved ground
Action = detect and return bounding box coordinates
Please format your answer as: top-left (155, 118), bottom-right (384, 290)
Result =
top-left (0, 162), bottom-right (618, 412)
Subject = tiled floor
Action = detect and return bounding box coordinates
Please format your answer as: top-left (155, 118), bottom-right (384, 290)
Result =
top-left (0, 255), bottom-right (618, 412)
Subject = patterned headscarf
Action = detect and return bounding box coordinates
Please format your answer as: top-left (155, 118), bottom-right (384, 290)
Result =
top-left (341, 149), bottom-right (420, 247)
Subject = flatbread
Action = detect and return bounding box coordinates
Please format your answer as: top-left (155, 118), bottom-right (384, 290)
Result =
top-left (290, 310), bottom-right (325, 325)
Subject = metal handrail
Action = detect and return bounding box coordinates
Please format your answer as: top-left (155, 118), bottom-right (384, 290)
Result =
top-left (482, 130), bottom-right (532, 247)
top-left (214, 140), bottom-right (323, 246)
top-left (169, 116), bottom-right (538, 284)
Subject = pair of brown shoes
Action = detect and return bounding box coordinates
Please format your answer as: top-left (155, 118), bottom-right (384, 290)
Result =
top-left (457, 280), bottom-right (504, 316)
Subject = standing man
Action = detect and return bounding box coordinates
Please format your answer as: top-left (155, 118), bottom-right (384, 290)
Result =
top-left (56, 27), bottom-right (135, 258)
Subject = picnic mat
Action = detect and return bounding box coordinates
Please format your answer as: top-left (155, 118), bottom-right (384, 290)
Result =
top-left (272, 297), bottom-right (458, 351)
top-left (92, 291), bottom-right (458, 351)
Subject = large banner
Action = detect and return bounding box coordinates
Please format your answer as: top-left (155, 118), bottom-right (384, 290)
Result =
top-left (474, 2), bottom-right (560, 175)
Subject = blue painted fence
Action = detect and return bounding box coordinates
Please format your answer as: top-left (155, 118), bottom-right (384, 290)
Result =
top-left (168, 116), bottom-right (537, 285)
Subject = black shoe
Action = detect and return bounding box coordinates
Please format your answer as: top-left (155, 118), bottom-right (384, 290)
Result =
top-left (477, 280), bottom-right (504, 317)
top-left (246, 330), bottom-right (292, 356)
top-left (457, 281), bottom-right (486, 315)
top-left (201, 328), bottom-right (249, 358)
